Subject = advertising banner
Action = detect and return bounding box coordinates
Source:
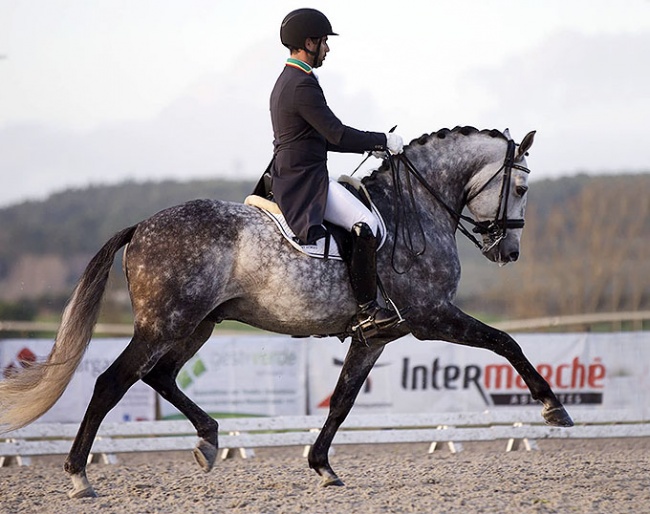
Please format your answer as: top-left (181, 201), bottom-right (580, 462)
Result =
top-left (307, 332), bottom-right (650, 415)
top-left (2, 332), bottom-right (648, 422)
top-left (158, 335), bottom-right (307, 419)
top-left (0, 338), bottom-right (156, 423)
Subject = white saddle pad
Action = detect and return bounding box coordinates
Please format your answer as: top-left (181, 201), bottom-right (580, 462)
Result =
top-left (244, 176), bottom-right (386, 261)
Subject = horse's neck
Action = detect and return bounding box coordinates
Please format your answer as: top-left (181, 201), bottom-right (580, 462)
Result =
top-left (365, 133), bottom-right (510, 240)
top-left (366, 145), bottom-right (478, 220)
top-left (409, 145), bottom-right (475, 208)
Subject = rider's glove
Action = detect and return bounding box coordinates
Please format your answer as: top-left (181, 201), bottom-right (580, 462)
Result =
top-left (385, 133), bottom-right (404, 155)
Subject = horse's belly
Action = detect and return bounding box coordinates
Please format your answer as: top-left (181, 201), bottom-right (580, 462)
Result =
top-left (230, 249), bottom-right (356, 335)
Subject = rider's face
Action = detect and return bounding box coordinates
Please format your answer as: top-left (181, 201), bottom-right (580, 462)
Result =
top-left (307, 36), bottom-right (329, 68)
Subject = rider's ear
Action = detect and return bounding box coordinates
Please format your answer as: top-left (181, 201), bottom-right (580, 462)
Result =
top-left (517, 131), bottom-right (536, 159)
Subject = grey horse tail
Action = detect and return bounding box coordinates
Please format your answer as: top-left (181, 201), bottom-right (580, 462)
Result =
top-left (0, 224), bottom-right (138, 433)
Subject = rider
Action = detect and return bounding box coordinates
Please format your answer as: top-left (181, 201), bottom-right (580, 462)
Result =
top-left (270, 8), bottom-right (404, 337)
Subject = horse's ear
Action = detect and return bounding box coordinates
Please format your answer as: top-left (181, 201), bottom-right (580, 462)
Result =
top-left (503, 128), bottom-right (511, 140)
top-left (517, 130), bottom-right (536, 158)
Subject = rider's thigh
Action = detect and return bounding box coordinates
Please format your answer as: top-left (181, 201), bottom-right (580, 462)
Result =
top-left (324, 180), bottom-right (379, 234)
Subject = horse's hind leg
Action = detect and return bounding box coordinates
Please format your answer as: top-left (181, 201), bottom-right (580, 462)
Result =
top-left (308, 338), bottom-right (386, 487)
top-left (64, 335), bottom-right (168, 498)
top-left (141, 320), bottom-right (219, 472)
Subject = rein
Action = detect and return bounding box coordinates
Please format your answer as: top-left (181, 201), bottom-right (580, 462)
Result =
top-left (384, 138), bottom-right (531, 269)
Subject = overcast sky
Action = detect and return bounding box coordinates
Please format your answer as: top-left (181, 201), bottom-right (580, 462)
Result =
top-left (1, 0), bottom-right (649, 207)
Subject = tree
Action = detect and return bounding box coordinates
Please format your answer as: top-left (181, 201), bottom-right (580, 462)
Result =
top-left (484, 175), bottom-right (650, 318)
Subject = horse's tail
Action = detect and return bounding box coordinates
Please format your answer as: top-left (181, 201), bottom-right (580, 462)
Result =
top-left (0, 224), bottom-right (138, 433)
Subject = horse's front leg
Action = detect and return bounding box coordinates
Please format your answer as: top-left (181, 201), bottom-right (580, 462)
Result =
top-left (308, 338), bottom-right (387, 487)
top-left (415, 303), bottom-right (573, 427)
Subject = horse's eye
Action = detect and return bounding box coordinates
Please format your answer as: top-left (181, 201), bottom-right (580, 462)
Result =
top-left (515, 185), bottom-right (528, 197)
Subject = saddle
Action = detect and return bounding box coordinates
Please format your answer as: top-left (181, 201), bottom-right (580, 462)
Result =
top-left (245, 175), bottom-right (387, 261)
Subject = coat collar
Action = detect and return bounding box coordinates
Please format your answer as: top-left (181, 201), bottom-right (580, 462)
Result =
top-left (286, 58), bottom-right (312, 74)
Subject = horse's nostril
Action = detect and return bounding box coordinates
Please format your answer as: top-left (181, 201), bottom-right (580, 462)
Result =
top-left (509, 251), bottom-right (520, 262)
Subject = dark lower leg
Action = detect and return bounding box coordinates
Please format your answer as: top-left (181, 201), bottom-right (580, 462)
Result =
top-left (142, 321), bottom-right (219, 471)
top-left (64, 342), bottom-right (154, 476)
top-left (309, 339), bottom-right (386, 484)
top-left (348, 222), bottom-right (399, 336)
top-left (142, 321), bottom-right (217, 444)
top-left (413, 304), bottom-right (573, 426)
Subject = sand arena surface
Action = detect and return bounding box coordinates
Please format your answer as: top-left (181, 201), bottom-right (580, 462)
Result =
top-left (2, 439), bottom-right (650, 513)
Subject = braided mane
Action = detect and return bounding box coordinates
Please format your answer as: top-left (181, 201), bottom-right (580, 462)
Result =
top-left (406, 126), bottom-right (507, 148)
top-left (367, 126), bottom-right (508, 180)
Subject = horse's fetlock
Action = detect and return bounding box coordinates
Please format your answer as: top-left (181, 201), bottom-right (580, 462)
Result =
top-left (64, 459), bottom-right (84, 476)
top-left (197, 422), bottom-right (219, 445)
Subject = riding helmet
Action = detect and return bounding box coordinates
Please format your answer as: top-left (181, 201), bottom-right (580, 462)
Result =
top-left (280, 8), bottom-right (338, 49)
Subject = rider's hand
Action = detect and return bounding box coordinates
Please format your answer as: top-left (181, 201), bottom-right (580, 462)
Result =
top-left (385, 133), bottom-right (404, 155)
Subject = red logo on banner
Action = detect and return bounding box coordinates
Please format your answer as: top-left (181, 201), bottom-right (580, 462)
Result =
top-left (317, 358), bottom-right (389, 408)
top-left (2, 347), bottom-right (38, 378)
top-left (317, 394), bottom-right (332, 409)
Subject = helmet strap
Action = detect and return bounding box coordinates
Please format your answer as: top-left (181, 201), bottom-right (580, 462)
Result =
top-left (304, 38), bottom-right (323, 68)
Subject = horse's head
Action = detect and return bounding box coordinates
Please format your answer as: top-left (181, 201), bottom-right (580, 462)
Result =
top-left (465, 129), bottom-right (536, 265)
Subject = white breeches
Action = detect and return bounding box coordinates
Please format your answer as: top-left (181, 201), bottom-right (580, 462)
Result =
top-left (323, 179), bottom-right (379, 235)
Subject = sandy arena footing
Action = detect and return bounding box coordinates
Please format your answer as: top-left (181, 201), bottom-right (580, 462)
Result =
top-left (2, 439), bottom-right (650, 513)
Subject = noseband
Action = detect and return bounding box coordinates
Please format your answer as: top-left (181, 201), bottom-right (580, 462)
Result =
top-left (388, 137), bottom-right (531, 258)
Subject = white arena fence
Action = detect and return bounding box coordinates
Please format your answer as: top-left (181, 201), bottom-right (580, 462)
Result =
top-left (3, 409), bottom-right (650, 467)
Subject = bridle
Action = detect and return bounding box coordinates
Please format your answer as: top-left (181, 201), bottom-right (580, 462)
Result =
top-left (461, 138), bottom-right (532, 252)
top-left (381, 137), bottom-right (531, 272)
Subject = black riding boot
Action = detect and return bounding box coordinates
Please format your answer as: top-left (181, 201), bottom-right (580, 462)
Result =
top-left (349, 222), bottom-right (400, 338)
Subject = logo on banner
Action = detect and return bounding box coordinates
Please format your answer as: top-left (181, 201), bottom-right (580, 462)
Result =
top-left (2, 347), bottom-right (38, 378)
top-left (178, 356), bottom-right (207, 389)
top-left (401, 356), bottom-right (606, 406)
top-left (317, 358), bottom-right (391, 409)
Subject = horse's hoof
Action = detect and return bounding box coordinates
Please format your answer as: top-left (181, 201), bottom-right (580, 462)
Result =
top-left (543, 405), bottom-right (574, 427)
top-left (317, 467), bottom-right (345, 487)
top-left (68, 472), bottom-right (97, 498)
top-left (193, 439), bottom-right (217, 472)
top-left (320, 475), bottom-right (345, 487)
top-left (68, 485), bottom-right (98, 499)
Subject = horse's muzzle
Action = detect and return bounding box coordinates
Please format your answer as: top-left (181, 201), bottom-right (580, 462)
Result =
top-left (482, 235), bottom-right (520, 264)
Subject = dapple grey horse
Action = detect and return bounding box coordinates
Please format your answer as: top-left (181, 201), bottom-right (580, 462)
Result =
top-left (0, 126), bottom-right (573, 498)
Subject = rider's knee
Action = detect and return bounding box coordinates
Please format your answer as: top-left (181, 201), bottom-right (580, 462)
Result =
top-left (351, 222), bottom-right (375, 239)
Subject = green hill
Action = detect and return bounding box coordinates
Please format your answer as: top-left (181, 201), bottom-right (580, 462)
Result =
top-left (1, 173), bottom-right (649, 323)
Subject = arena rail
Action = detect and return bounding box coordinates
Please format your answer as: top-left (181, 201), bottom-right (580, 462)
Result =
top-left (2, 409), bottom-right (650, 466)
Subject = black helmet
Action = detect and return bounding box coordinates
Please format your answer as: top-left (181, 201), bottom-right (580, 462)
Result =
top-left (280, 8), bottom-right (338, 49)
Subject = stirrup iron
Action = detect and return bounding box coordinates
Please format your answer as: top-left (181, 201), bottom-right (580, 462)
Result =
top-left (351, 302), bottom-right (401, 339)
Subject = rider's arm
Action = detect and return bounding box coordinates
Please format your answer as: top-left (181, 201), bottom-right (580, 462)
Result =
top-left (294, 80), bottom-right (385, 153)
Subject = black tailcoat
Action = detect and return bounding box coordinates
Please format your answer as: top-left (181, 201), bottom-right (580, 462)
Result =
top-left (270, 62), bottom-right (386, 244)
